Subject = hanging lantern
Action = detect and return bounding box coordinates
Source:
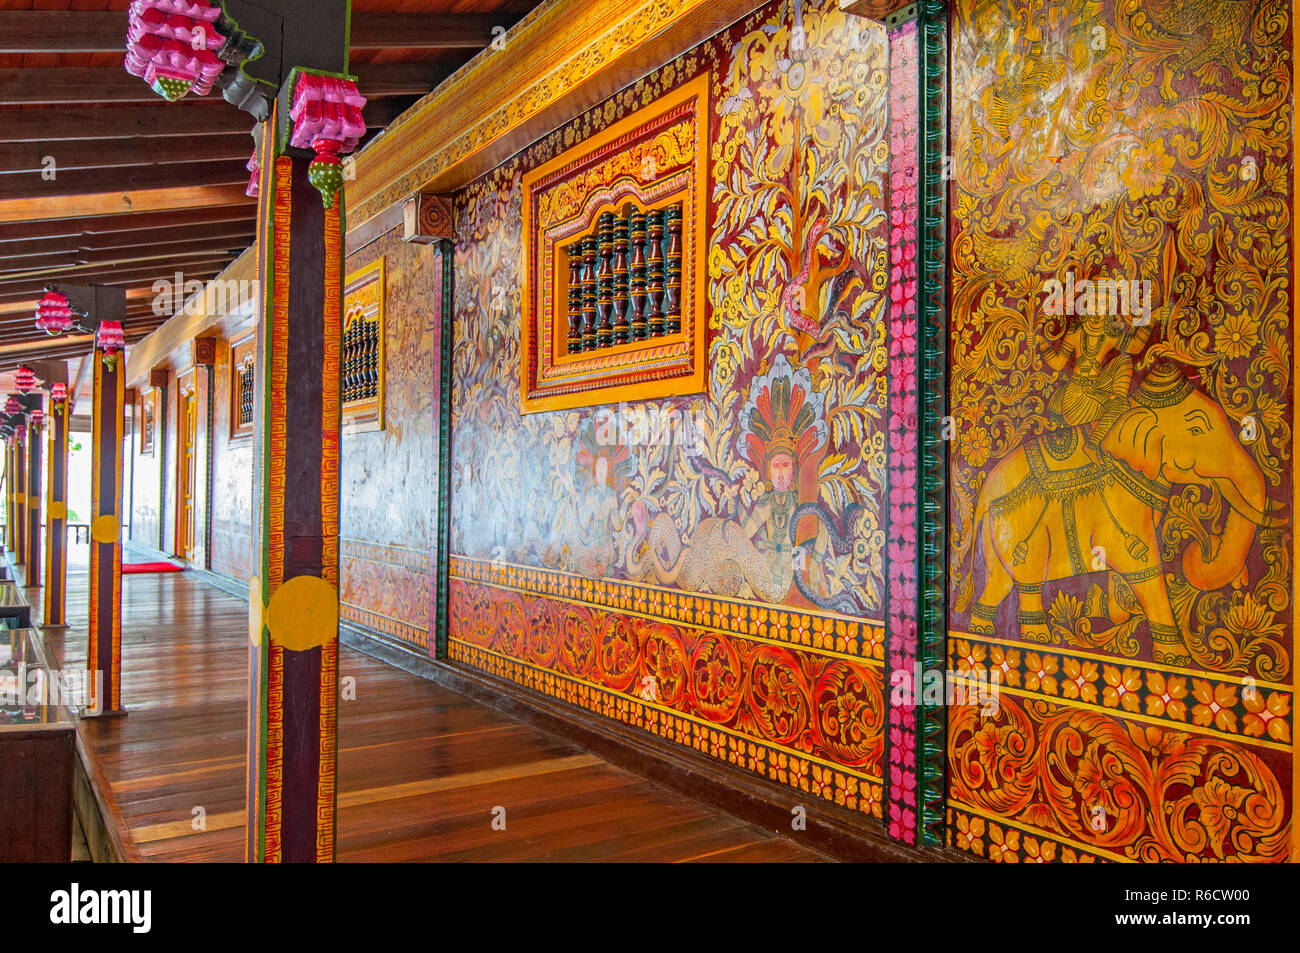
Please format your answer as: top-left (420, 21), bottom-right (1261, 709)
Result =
top-left (124, 1), bottom-right (225, 102)
top-left (4, 396), bottom-right (22, 416)
top-left (29, 408), bottom-right (45, 431)
top-left (246, 149), bottom-right (261, 199)
top-left (14, 366), bottom-right (37, 393)
top-left (289, 72), bottom-right (366, 208)
top-left (97, 321), bottom-right (126, 370)
top-left (52, 383), bottom-right (69, 407)
top-left (35, 291), bottom-right (76, 335)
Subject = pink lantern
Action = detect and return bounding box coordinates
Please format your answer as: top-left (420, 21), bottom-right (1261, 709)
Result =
top-left (246, 149), bottom-right (261, 199)
top-left (124, 0), bottom-right (226, 101)
top-left (97, 321), bottom-right (127, 369)
top-left (15, 366), bottom-right (37, 394)
top-left (29, 408), bottom-right (45, 431)
top-left (4, 396), bottom-right (22, 416)
top-left (35, 291), bottom-right (76, 335)
top-left (289, 72), bottom-right (366, 208)
top-left (51, 383), bottom-right (69, 411)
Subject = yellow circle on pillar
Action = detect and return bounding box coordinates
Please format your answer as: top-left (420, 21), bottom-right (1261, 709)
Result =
top-left (249, 578), bottom-right (265, 648)
top-left (48, 502), bottom-right (67, 521)
top-left (266, 576), bottom-right (337, 652)
top-left (91, 514), bottom-right (121, 544)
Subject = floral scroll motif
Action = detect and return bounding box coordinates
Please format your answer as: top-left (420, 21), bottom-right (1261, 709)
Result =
top-left (950, 695), bottom-right (1289, 861)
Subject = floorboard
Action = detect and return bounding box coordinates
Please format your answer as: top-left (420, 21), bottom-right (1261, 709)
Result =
top-left (22, 564), bottom-right (830, 863)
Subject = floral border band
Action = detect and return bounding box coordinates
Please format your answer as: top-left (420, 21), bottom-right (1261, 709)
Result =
top-left (451, 554), bottom-right (885, 661)
top-left (951, 632), bottom-right (1293, 750)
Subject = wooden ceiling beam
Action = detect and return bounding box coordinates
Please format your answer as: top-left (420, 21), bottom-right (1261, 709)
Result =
top-left (0, 12), bottom-right (497, 53)
top-left (0, 64), bottom-right (447, 106)
top-left (0, 287), bottom-right (155, 318)
top-left (0, 238), bottom-right (254, 275)
top-left (0, 135), bottom-right (255, 176)
top-left (1, 227), bottom-right (256, 261)
top-left (0, 206), bottom-right (255, 244)
top-left (0, 184), bottom-right (255, 227)
top-left (0, 263), bottom-right (226, 305)
top-left (0, 160), bottom-right (251, 203)
top-left (5, 101), bottom-right (402, 143)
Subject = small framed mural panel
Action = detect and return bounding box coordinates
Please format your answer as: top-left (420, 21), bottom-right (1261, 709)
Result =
top-left (139, 389), bottom-right (155, 456)
top-left (519, 74), bottom-right (709, 413)
top-left (343, 258), bottom-right (385, 434)
top-left (230, 332), bottom-right (256, 441)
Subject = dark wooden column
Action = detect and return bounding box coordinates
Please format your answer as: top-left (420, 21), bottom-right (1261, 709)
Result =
top-left (246, 114), bottom-right (344, 863)
top-left (4, 438), bottom-right (13, 555)
top-left (44, 388), bottom-right (70, 627)
top-left (24, 395), bottom-right (43, 588)
top-left (88, 346), bottom-right (125, 717)
top-left (14, 430), bottom-right (26, 568)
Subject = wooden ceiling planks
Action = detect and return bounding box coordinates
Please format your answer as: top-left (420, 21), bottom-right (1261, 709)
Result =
top-left (0, 0), bottom-right (539, 371)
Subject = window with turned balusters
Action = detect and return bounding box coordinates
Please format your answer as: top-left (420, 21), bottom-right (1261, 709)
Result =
top-left (520, 77), bottom-right (708, 413)
top-left (564, 203), bottom-right (683, 354)
top-left (230, 332), bottom-right (256, 440)
top-left (342, 258), bottom-right (386, 434)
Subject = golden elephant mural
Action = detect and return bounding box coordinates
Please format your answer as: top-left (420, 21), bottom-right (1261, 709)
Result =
top-left (962, 362), bottom-right (1285, 665)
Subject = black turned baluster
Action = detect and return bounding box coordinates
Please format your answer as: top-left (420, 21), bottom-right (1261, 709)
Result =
top-left (365, 321), bottom-right (376, 399)
top-left (646, 209), bottom-right (666, 338)
top-left (566, 242), bottom-right (583, 354)
top-left (596, 211), bottom-right (614, 349)
top-left (628, 210), bottom-right (648, 341)
top-left (581, 236), bottom-right (598, 352)
top-left (343, 321), bottom-right (356, 402)
top-left (612, 210), bottom-right (630, 345)
top-left (664, 204), bottom-right (683, 335)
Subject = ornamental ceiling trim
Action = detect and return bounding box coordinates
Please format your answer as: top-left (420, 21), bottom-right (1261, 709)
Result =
top-left (346, 0), bottom-right (765, 223)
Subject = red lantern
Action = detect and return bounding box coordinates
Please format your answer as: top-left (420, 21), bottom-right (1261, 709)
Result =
top-left (289, 72), bottom-right (366, 208)
top-left (4, 396), bottom-right (22, 416)
top-left (29, 408), bottom-right (45, 431)
top-left (52, 383), bottom-right (68, 405)
top-left (35, 291), bottom-right (76, 335)
top-left (15, 366), bottom-right (37, 393)
top-left (97, 320), bottom-right (126, 370)
top-left (124, 1), bottom-right (225, 102)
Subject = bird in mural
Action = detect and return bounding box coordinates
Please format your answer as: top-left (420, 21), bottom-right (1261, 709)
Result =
top-left (969, 210), bottom-right (1052, 287)
top-left (985, 41), bottom-right (1066, 142)
top-left (1145, 0), bottom-right (1256, 75)
top-left (781, 215), bottom-right (830, 336)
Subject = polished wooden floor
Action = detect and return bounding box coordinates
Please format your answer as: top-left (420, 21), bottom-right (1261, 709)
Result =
top-left (24, 559), bottom-right (828, 862)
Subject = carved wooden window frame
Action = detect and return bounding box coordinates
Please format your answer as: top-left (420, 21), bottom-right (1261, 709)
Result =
top-left (230, 332), bottom-right (256, 441)
top-left (520, 74), bottom-right (709, 413)
top-left (342, 258), bottom-right (386, 435)
top-left (139, 389), bottom-right (156, 456)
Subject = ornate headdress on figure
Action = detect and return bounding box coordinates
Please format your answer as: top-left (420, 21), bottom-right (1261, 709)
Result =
top-left (577, 420), bottom-right (633, 488)
top-left (739, 353), bottom-right (827, 482)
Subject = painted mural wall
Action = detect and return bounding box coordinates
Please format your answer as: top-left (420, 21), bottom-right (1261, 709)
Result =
top-left (210, 338), bottom-right (255, 581)
top-left (448, 0), bottom-right (894, 817)
top-left (946, 0), bottom-right (1294, 861)
top-left (339, 232), bottom-right (441, 651)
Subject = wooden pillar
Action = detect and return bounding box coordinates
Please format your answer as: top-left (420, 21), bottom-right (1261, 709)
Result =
top-left (14, 430), bottom-right (26, 567)
top-left (44, 390), bottom-right (70, 627)
top-left (24, 397), bottom-right (43, 588)
top-left (4, 439), bottom-right (13, 555)
top-left (245, 107), bottom-right (344, 865)
top-left (88, 347), bottom-right (125, 717)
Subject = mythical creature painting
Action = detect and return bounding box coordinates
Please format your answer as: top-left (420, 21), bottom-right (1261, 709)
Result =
top-left (947, 0), bottom-right (1292, 862)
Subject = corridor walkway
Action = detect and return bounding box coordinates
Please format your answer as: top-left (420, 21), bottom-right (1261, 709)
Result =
top-left (26, 567), bottom-right (827, 862)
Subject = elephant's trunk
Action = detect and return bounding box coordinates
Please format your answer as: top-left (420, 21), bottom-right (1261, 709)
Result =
top-left (1182, 465), bottom-right (1268, 591)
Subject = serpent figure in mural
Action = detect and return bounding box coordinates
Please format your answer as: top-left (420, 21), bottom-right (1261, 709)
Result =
top-left (628, 353), bottom-right (861, 607)
top-left (960, 362), bottom-right (1285, 666)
